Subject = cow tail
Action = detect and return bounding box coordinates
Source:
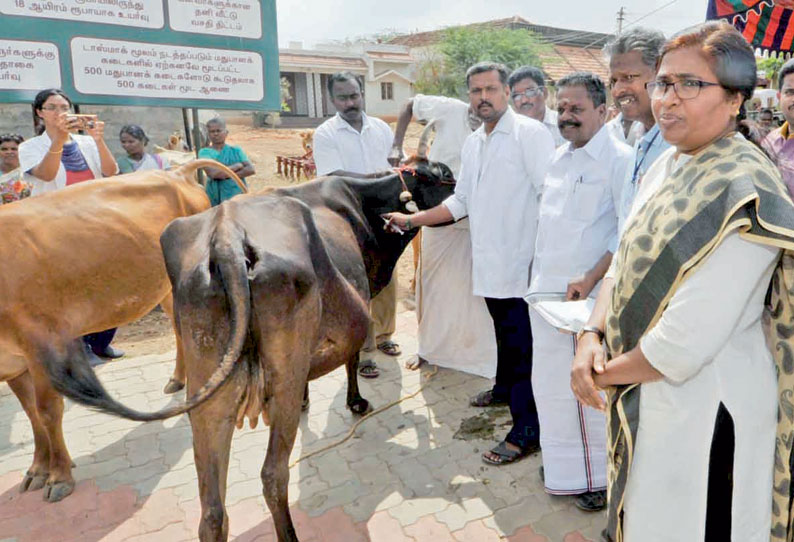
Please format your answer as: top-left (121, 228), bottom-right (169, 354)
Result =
top-left (42, 223), bottom-right (251, 422)
top-left (177, 159), bottom-right (248, 194)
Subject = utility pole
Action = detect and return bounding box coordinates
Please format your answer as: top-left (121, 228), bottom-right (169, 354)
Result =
top-left (617, 6), bottom-right (626, 34)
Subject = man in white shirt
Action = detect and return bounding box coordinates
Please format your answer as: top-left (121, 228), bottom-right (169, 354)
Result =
top-left (384, 62), bottom-right (555, 465)
top-left (529, 72), bottom-right (632, 511)
top-left (508, 66), bottom-right (565, 146)
top-left (603, 27), bottom-right (670, 234)
top-left (388, 95), bottom-right (496, 377)
top-left (313, 72), bottom-right (397, 378)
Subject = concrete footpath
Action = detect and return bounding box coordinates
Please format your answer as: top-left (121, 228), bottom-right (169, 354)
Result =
top-left (0, 307), bottom-right (605, 541)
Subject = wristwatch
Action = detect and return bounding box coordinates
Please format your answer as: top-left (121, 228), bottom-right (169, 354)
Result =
top-left (576, 325), bottom-right (604, 343)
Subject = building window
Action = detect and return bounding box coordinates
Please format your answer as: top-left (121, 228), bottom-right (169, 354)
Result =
top-left (381, 82), bottom-right (394, 101)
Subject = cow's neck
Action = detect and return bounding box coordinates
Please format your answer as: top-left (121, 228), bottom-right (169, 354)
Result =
top-left (342, 175), bottom-right (417, 295)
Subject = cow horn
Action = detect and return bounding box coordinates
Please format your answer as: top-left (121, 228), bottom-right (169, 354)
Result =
top-left (416, 119), bottom-right (436, 160)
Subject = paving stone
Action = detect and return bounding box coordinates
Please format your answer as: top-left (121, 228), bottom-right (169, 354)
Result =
top-left (435, 497), bottom-right (496, 531)
top-left (0, 307), bottom-right (615, 541)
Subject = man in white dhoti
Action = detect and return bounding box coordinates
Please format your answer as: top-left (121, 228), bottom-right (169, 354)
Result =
top-left (389, 95), bottom-right (497, 377)
top-left (529, 72), bottom-right (631, 510)
top-left (313, 72), bottom-right (397, 378)
top-left (507, 66), bottom-right (565, 147)
top-left (384, 62), bottom-right (555, 465)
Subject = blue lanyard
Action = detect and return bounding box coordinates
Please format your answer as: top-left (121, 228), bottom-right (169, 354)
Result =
top-left (631, 130), bottom-right (660, 186)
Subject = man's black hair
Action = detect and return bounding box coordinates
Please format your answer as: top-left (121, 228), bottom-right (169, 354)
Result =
top-left (327, 72), bottom-right (362, 97)
top-left (507, 66), bottom-right (546, 89)
top-left (557, 72), bottom-right (607, 108)
top-left (465, 62), bottom-right (509, 88)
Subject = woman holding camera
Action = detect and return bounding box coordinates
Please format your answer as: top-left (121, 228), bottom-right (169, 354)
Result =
top-left (18, 88), bottom-right (123, 362)
top-left (19, 88), bottom-right (117, 196)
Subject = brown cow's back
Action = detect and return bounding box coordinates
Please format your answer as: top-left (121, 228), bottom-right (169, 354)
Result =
top-left (0, 171), bottom-right (209, 342)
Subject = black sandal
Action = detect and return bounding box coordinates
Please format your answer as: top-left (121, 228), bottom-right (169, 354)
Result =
top-left (469, 389), bottom-right (508, 407)
top-left (575, 490), bottom-right (607, 512)
top-left (358, 361), bottom-right (380, 378)
top-left (482, 440), bottom-right (531, 466)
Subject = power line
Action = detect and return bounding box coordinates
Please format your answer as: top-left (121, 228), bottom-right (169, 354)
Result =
top-left (617, 6), bottom-right (626, 34)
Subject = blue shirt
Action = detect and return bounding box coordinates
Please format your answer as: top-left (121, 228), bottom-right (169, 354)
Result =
top-left (617, 123), bottom-right (671, 234)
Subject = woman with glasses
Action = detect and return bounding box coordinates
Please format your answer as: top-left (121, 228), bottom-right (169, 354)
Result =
top-left (570, 22), bottom-right (794, 541)
top-left (18, 88), bottom-right (117, 197)
top-left (18, 89), bottom-right (123, 362)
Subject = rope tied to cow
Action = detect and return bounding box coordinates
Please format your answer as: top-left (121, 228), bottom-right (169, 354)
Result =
top-left (288, 365), bottom-right (439, 469)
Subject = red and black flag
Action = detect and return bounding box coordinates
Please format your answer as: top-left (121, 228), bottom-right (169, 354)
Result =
top-left (707, 0), bottom-right (794, 53)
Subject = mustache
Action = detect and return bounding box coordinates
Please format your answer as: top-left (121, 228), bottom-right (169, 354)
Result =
top-left (344, 106), bottom-right (360, 113)
top-left (478, 101), bottom-right (493, 109)
top-left (558, 120), bottom-right (581, 129)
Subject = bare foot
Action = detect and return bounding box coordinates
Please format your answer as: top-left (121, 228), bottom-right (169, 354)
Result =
top-left (405, 356), bottom-right (426, 370)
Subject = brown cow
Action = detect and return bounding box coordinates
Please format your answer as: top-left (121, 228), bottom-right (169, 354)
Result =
top-left (0, 159), bottom-right (244, 502)
top-left (43, 126), bottom-right (456, 541)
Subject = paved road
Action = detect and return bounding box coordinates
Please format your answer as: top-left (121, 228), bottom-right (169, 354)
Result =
top-left (0, 308), bottom-right (605, 541)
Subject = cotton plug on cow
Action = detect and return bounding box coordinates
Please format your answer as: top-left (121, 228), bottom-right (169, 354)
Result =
top-left (43, 122), bottom-right (456, 541)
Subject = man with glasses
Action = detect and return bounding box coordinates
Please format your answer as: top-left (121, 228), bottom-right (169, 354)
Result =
top-left (508, 66), bottom-right (564, 146)
top-left (384, 62), bottom-right (555, 466)
top-left (603, 27), bottom-right (669, 234)
top-left (762, 58), bottom-right (794, 197)
top-left (313, 71), bottom-right (398, 378)
top-left (530, 72), bottom-right (632, 511)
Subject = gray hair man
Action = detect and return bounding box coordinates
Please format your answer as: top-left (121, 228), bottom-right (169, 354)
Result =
top-left (508, 66), bottom-right (564, 146)
top-left (603, 27), bottom-right (669, 234)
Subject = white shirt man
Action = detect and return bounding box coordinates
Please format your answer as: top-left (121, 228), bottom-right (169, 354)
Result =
top-left (312, 73), bottom-right (397, 378)
top-left (401, 94), bottom-right (498, 377)
top-left (528, 73), bottom-right (631, 510)
top-left (445, 106), bottom-right (554, 297)
top-left (384, 64), bottom-right (555, 463)
top-left (313, 112), bottom-right (393, 176)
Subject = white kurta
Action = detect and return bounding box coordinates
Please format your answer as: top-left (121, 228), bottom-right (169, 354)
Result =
top-left (412, 95), bottom-right (497, 377)
top-left (530, 124), bottom-right (632, 494)
top-left (614, 147), bottom-right (779, 542)
top-left (444, 107), bottom-right (555, 299)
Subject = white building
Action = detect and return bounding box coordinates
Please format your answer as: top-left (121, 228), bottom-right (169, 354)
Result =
top-left (279, 42), bottom-right (414, 126)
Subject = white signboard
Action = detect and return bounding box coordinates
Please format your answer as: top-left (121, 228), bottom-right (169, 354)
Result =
top-left (71, 37), bottom-right (264, 101)
top-left (0, 0), bottom-right (165, 28)
top-left (167, 0), bottom-right (262, 39)
top-left (0, 39), bottom-right (60, 90)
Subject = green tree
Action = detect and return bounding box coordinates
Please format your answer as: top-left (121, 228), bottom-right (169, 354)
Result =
top-left (758, 56), bottom-right (785, 88)
top-left (414, 26), bottom-right (552, 98)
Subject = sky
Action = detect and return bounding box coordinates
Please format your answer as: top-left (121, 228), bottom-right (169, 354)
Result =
top-left (275, 0), bottom-right (709, 49)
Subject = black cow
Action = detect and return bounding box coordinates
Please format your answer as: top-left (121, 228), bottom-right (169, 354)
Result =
top-left (44, 124), bottom-right (456, 541)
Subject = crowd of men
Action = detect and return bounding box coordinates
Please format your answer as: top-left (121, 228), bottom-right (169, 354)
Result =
top-left (311, 27), bottom-right (680, 512)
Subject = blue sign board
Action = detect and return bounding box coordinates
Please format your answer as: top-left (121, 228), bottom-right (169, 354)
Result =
top-left (0, 0), bottom-right (279, 110)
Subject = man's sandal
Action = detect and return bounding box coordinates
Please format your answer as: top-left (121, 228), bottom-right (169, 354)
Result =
top-left (358, 361), bottom-right (380, 378)
top-left (482, 440), bottom-right (531, 466)
top-left (377, 340), bottom-right (401, 356)
top-left (469, 389), bottom-right (508, 407)
top-left (575, 490), bottom-right (607, 512)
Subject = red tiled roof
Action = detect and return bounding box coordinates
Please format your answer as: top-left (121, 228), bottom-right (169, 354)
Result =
top-left (541, 46), bottom-right (609, 83)
top-left (279, 52), bottom-right (367, 72)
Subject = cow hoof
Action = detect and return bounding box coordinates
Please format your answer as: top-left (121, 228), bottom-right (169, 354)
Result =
top-left (348, 398), bottom-right (372, 416)
top-left (20, 471), bottom-right (48, 492)
top-left (43, 480), bottom-right (75, 502)
top-left (163, 378), bottom-right (185, 394)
